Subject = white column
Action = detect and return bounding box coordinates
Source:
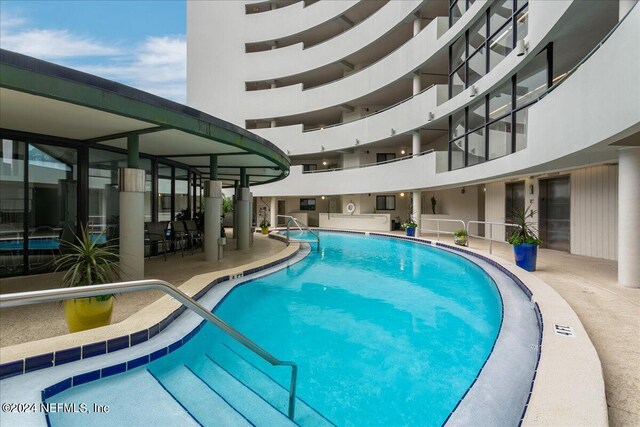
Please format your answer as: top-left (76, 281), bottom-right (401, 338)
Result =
top-left (237, 187), bottom-right (252, 250)
top-left (204, 180), bottom-right (223, 262)
top-left (412, 130), bottom-right (421, 156)
top-left (118, 168), bottom-right (145, 280)
top-left (413, 191), bottom-right (422, 234)
top-left (270, 197), bottom-right (277, 229)
top-left (620, 0), bottom-right (638, 20)
top-left (413, 12), bottom-right (421, 36)
top-left (618, 147), bottom-right (640, 288)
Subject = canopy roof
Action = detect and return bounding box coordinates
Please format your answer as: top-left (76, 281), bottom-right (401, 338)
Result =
top-left (0, 49), bottom-right (290, 187)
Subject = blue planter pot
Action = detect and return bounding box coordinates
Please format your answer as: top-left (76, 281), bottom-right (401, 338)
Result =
top-left (513, 243), bottom-right (538, 272)
top-left (406, 227), bottom-right (416, 237)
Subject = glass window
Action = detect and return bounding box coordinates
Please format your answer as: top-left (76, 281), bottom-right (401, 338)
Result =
top-left (516, 0), bottom-right (528, 11)
top-left (467, 47), bottom-right (486, 86)
top-left (468, 16), bottom-right (486, 54)
top-left (451, 110), bottom-right (465, 139)
top-left (144, 160), bottom-right (153, 223)
top-left (450, 0), bottom-right (467, 28)
top-left (158, 164), bottom-right (172, 222)
top-left (1, 140), bottom-right (25, 276)
top-left (489, 23), bottom-right (513, 70)
top-left (376, 153), bottom-right (396, 163)
top-left (88, 149), bottom-right (126, 246)
top-left (516, 51), bottom-right (547, 107)
top-left (468, 98), bottom-right (486, 131)
top-left (450, 138), bottom-right (465, 170)
top-left (488, 116), bottom-right (512, 159)
top-left (450, 65), bottom-right (465, 98)
top-left (489, 81), bottom-right (512, 120)
top-left (302, 164), bottom-right (317, 172)
top-left (489, 0), bottom-right (513, 34)
top-left (376, 195), bottom-right (396, 211)
top-left (175, 167), bottom-right (189, 219)
top-left (300, 198), bottom-right (316, 211)
top-left (467, 128), bottom-right (486, 166)
top-left (515, 107), bottom-right (529, 151)
top-left (516, 6), bottom-right (529, 42)
top-left (450, 36), bottom-right (466, 71)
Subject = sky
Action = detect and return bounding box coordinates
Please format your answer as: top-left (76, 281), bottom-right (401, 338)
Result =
top-left (0, 0), bottom-right (187, 102)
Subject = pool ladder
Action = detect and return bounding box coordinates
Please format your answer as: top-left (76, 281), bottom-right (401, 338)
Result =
top-left (0, 279), bottom-right (299, 420)
top-left (278, 215), bottom-right (320, 252)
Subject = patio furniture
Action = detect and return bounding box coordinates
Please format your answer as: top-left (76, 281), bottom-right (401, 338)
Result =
top-left (184, 220), bottom-right (203, 253)
top-left (170, 220), bottom-right (189, 257)
top-left (145, 222), bottom-right (168, 261)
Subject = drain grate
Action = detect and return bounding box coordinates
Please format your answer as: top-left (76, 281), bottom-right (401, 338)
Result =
top-left (554, 324), bottom-right (575, 337)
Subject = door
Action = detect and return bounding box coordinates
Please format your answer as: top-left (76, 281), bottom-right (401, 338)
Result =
top-left (277, 200), bottom-right (286, 226)
top-left (539, 176), bottom-right (570, 252)
top-left (505, 181), bottom-right (525, 239)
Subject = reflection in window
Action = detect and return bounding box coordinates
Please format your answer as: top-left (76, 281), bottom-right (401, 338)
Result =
top-left (468, 99), bottom-right (486, 130)
top-left (467, 47), bottom-right (486, 86)
top-left (467, 129), bottom-right (486, 166)
top-left (515, 107), bottom-right (529, 151)
top-left (376, 195), bottom-right (396, 211)
top-left (158, 164), bottom-right (172, 222)
top-left (175, 167), bottom-right (189, 219)
top-left (489, 81), bottom-right (512, 120)
top-left (516, 6), bottom-right (529, 42)
top-left (489, 0), bottom-right (513, 32)
top-left (450, 138), bottom-right (465, 170)
top-left (449, 0), bottom-right (467, 28)
top-left (451, 110), bottom-right (465, 139)
top-left (516, 50), bottom-right (547, 107)
top-left (488, 117), bottom-right (511, 160)
top-left (1, 140), bottom-right (25, 276)
top-left (300, 198), bottom-right (316, 211)
top-left (489, 24), bottom-right (513, 70)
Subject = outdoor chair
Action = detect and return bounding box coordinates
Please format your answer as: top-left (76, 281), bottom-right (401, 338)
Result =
top-left (184, 220), bottom-right (203, 253)
top-left (170, 220), bottom-right (189, 257)
top-left (145, 222), bottom-right (168, 261)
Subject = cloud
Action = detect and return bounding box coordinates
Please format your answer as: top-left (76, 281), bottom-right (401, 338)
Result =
top-left (0, 12), bottom-right (186, 103)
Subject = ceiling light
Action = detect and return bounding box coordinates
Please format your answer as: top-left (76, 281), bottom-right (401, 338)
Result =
top-left (469, 85), bottom-right (478, 97)
top-left (322, 161), bottom-right (327, 166)
top-left (401, 149), bottom-right (406, 155)
top-left (516, 39), bottom-right (529, 57)
top-left (400, 192), bottom-right (405, 197)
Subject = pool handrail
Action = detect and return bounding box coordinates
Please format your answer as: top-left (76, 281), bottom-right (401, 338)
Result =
top-left (278, 215), bottom-right (320, 252)
top-left (0, 279), bottom-right (299, 420)
top-left (420, 218), bottom-right (466, 241)
top-left (466, 220), bottom-right (518, 254)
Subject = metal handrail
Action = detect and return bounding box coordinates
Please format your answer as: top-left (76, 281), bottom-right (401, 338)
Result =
top-left (466, 220), bottom-right (518, 254)
top-left (0, 279), bottom-right (298, 420)
top-left (278, 215), bottom-right (320, 252)
top-left (420, 218), bottom-right (466, 241)
top-left (303, 149), bottom-right (435, 174)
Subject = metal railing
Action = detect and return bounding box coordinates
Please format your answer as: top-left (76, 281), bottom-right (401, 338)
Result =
top-left (420, 218), bottom-right (466, 241)
top-left (278, 215), bottom-right (320, 252)
top-left (466, 220), bottom-right (517, 254)
top-left (0, 279), bottom-right (298, 420)
top-left (303, 148), bottom-right (435, 174)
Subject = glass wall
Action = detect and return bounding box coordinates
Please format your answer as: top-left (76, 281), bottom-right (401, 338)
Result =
top-left (449, 0), bottom-right (476, 28)
top-left (1, 140), bottom-right (25, 276)
top-left (448, 45), bottom-right (550, 170)
top-left (158, 164), bottom-right (173, 222)
top-left (175, 167), bottom-right (190, 218)
top-left (449, 0), bottom-right (529, 98)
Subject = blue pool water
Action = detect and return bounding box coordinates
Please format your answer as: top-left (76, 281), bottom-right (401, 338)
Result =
top-left (49, 232), bottom-right (502, 426)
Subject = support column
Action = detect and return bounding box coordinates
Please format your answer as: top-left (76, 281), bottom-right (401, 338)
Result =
top-left (618, 147), bottom-right (640, 288)
top-left (412, 130), bottom-right (421, 157)
top-left (270, 197), bottom-right (277, 229)
top-left (232, 180), bottom-right (238, 240)
top-left (413, 191), bottom-right (422, 235)
top-left (119, 168), bottom-right (145, 280)
top-left (237, 168), bottom-right (251, 250)
top-left (413, 12), bottom-right (421, 36)
top-left (413, 72), bottom-right (421, 96)
top-left (204, 180), bottom-right (223, 262)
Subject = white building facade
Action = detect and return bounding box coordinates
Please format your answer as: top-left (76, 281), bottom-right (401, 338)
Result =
top-left (187, 0), bottom-right (640, 287)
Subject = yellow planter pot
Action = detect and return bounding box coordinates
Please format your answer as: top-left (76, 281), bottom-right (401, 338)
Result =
top-left (261, 227), bottom-right (269, 235)
top-left (64, 297), bottom-right (113, 333)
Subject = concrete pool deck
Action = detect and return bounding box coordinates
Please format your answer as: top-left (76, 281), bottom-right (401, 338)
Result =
top-left (1, 229), bottom-right (638, 426)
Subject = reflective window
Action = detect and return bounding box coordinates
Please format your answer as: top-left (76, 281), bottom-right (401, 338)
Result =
top-left (450, 138), bottom-right (465, 170)
top-left (376, 195), bottom-right (396, 211)
top-left (467, 47), bottom-right (486, 86)
top-left (468, 99), bottom-right (486, 131)
top-left (1, 140), bottom-right (25, 276)
top-left (468, 17), bottom-right (486, 53)
top-left (489, 0), bottom-right (513, 33)
top-left (489, 24), bottom-right (513, 70)
top-left (175, 167), bottom-right (189, 219)
top-left (451, 110), bottom-right (465, 139)
top-left (451, 36), bottom-right (466, 71)
top-left (515, 107), bottom-right (529, 151)
top-left (516, 6), bottom-right (529, 42)
top-left (158, 164), bottom-right (172, 222)
top-left (450, 65), bottom-right (465, 98)
top-left (489, 81), bottom-right (512, 120)
top-left (467, 128), bottom-right (486, 166)
top-left (488, 117), bottom-right (512, 160)
top-left (449, 0), bottom-right (467, 28)
top-left (516, 51), bottom-right (547, 107)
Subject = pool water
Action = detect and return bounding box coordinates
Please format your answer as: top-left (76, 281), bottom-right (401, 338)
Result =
top-left (50, 232), bottom-right (502, 426)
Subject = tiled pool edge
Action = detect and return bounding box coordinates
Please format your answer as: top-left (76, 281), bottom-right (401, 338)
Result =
top-left (0, 242), bottom-right (301, 381)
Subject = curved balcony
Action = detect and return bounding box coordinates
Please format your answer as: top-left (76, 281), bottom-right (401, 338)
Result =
top-left (242, 0), bottom-right (489, 120)
top-left (244, 0), bottom-right (361, 45)
top-left (244, 0), bottom-right (421, 82)
top-left (253, 5), bottom-right (640, 197)
top-left (250, 0), bottom-right (577, 155)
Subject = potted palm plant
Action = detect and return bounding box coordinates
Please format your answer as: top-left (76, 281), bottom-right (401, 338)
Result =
top-left (402, 219), bottom-right (418, 237)
top-left (453, 228), bottom-right (468, 246)
top-left (260, 217), bottom-right (271, 234)
top-left (507, 206), bottom-right (542, 272)
top-left (54, 225), bottom-right (120, 333)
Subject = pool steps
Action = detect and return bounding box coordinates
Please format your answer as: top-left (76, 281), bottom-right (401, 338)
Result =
top-left (208, 344), bottom-right (335, 427)
top-left (147, 365), bottom-right (251, 427)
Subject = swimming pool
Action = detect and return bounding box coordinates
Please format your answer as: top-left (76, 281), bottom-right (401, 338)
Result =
top-left (40, 231), bottom-right (507, 426)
